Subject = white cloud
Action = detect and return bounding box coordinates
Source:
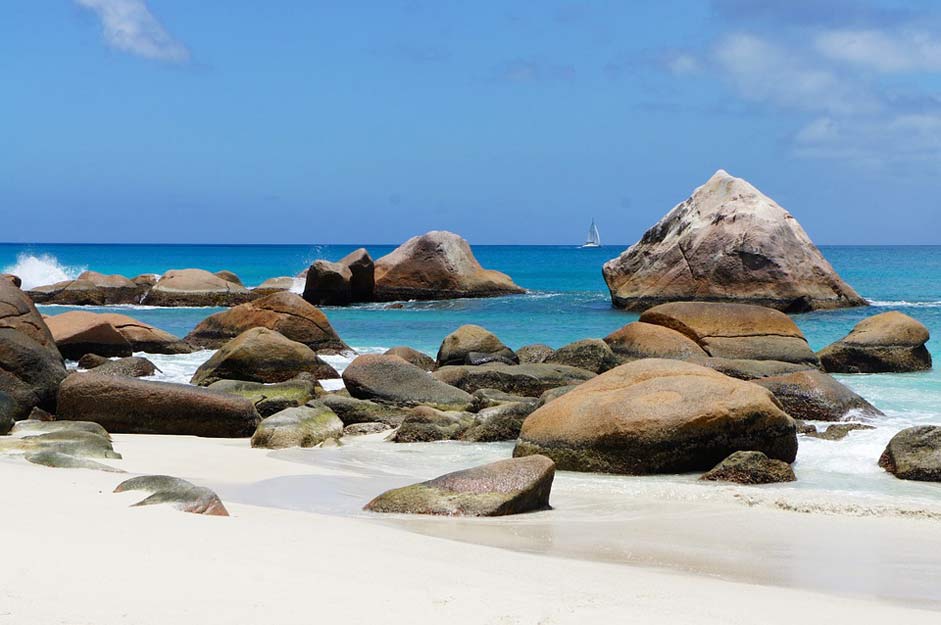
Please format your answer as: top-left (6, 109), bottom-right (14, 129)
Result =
top-left (666, 53), bottom-right (700, 75)
top-left (794, 113), bottom-right (941, 165)
top-left (815, 29), bottom-right (941, 73)
top-left (713, 33), bottom-right (880, 115)
top-left (76, 0), bottom-right (189, 63)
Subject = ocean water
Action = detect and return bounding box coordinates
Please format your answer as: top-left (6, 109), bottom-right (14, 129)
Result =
top-left (3, 243), bottom-right (941, 507)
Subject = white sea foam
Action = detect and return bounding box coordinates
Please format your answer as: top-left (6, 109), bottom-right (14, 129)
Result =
top-left (3, 253), bottom-right (85, 290)
top-left (869, 299), bottom-right (941, 308)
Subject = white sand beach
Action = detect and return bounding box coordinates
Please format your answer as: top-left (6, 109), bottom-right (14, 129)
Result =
top-left (2, 434), bottom-right (940, 625)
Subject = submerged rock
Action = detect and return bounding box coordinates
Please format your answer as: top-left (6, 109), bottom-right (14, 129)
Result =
top-left (342, 354), bottom-right (472, 410)
top-left (545, 339), bottom-right (620, 374)
top-left (602, 169), bottom-right (867, 312)
top-left (251, 403), bottom-right (344, 449)
top-left (754, 370), bottom-right (882, 422)
top-left (436, 324), bottom-right (517, 367)
top-left (114, 475), bottom-right (229, 516)
top-left (819, 311), bottom-right (932, 373)
top-left (805, 423), bottom-right (875, 441)
top-left (373, 231), bottom-right (525, 301)
top-left (57, 373), bottom-right (260, 437)
top-left (433, 363), bottom-right (595, 397)
top-left (364, 455), bottom-right (555, 517)
top-left (640, 302), bottom-right (819, 365)
top-left (514, 359), bottom-right (797, 475)
top-left (142, 268), bottom-right (256, 307)
top-left (700, 451), bottom-right (796, 484)
top-left (190, 327), bottom-right (338, 386)
top-left (185, 291), bottom-right (349, 353)
top-left (879, 426), bottom-right (941, 482)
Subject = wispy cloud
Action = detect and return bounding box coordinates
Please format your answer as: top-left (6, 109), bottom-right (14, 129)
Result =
top-left (815, 29), bottom-right (941, 72)
top-left (76, 0), bottom-right (189, 63)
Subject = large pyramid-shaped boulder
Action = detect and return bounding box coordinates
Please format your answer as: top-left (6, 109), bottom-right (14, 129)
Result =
top-left (374, 231), bottom-right (524, 301)
top-left (602, 170), bottom-right (867, 313)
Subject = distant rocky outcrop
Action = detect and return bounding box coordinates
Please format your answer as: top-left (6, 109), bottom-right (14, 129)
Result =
top-left (819, 311), bottom-right (932, 373)
top-left (28, 270), bottom-right (143, 305)
top-left (185, 292), bottom-right (349, 353)
top-left (142, 269), bottom-right (257, 307)
top-left (602, 170), bottom-right (867, 312)
top-left (364, 455), bottom-right (555, 516)
top-left (374, 231), bottom-right (524, 301)
top-left (513, 359), bottom-right (797, 474)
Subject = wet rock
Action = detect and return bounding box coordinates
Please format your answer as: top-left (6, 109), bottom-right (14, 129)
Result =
top-left (320, 394), bottom-right (407, 426)
top-left (879, 426), bottom-right (941, 481)
top-left (302, 260), bottom-right (352, 306)
top-left (364, 455), bottom-right (555, 516)
top-left (25, 450), bottom-right (124, 472)
top-left (373, 231), bottom-right (525, 301)
top-left (516, 344), bottom-right (554, 364)
top-left (754, 370), bottom-right (882, 422)
top-left (604, 321), bottom-right (708, 361)
top-left (0, 391), bottom-right (14, 434)
top-left (57, 373), bottom-right (260, 437)
top-left (514, 359), bottom-right (797, 475)
top-left (207, 379), bottom-right (318, 417)
top-left (142, 268), bottom-right (256, 307)
top-left (84, 356), bottom-right (159, 378)
top-left (390, 406), bottom-right (474, 442)
top-left (819, 311), bottom-right (932, 373)
top-left (343, 422), bottom-right (391, 436)
top-left (0, 282), bottom-right (67, 420)
top-left (185, 291), bottom-right (349, 353)
top-left (343, 354), bottom-right (473, 410)
top-left (700, 451), bottom-right (796, 484)
top-left (433, 363), bottom-right (596, 397)
top-left (461, 401), bottom-right (537, 442)
top-left (251, 402), bottom-right (344, 449)
top-left (114, 475), bottom-right (229, 516)
top-left (545, 339), bottom-right (620, 374)
top-left (190, 328), bottom-right (338, 386)
top-left (384, 346), bottom-right (436, 371)
top-left (602, 169), bottom-right (866, 312)
top-left (436, 325), bottom-right (517, 367)
top-left (640, 302), bottom-right (819, 366)
top-left (805, 423), bottom-right (875, 441)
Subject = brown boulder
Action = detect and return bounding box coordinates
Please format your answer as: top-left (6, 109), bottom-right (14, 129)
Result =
top-left (879, 426), bottom-right (941, 482)
top-left (43, 311), bottom-right (132, 360)
top-left (185, 291), bottom-right (348, 352)
top-left (302, 260), bottom-right (352, 306)
top-left (142, 268), bottom-right (256, 307)
top-left (700, 451), bottom-right (796, 484)
top-left (513, 359), bottom-right (797, 474)
top-left (602, 169), bottom-right (867, 312)
top-left (818, 311), bottom-right (932, 373)
top-left (384, 346), bottom-right (436, 371)
top-left (640, 301), bottom-right (819, 365)
top-left (190, 328), bottom-right (338, 386)
top-left (339, 248), bottom-right (375, 302)
top-left (433, 363), bottom-right (596, 397)
top-left (436, 324), bottom-right (517, 367)
top-left (364, 455), bottom-right (555, 517)
top-left (252, 276), bottom-right (296, 296)
top-left (57, 373), bottom-right (260, 437)
top-left (516, 344), bottom-right (554, 364)
top-left (27, 270), bottom-right (143, 305)
top-left (214, 270), bottom-right (243, 286)
top-left (373, 231), bottom-right (525, 301)
top-left (604, 321), bottom-right (707, 361)
top-left (545, 339), bottom-right (620, 374)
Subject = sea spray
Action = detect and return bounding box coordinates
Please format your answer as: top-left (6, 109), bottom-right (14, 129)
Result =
top-left (3, 253), bottom-right (84, 290)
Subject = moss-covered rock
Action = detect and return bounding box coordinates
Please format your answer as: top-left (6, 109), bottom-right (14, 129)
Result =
top-left (0, 430), bottom-right (120, 459)
top-left (207, 379), bottom-right (318, 417)
top-left (343, 354), bottom-right (472, 410)
top-left (250, 402), bottom-right (343, 449)
top-left (10, 419), bottom-right (110, 439)
top-left (114, 475), bottom-right (229, 516)
top-left (321, 394), bottom-right (408, 426)
top-left (461, 401), bottom-right (537, 442)
top-left (390, 407), bottom-right (474, 442)
top-left (364, 455), bottom-right (555, 516)
top-left (700, 451), bottom-right (796, 484)
top-left (434, 363), bottom-right (595, 397)
top-left (545, 339), bottom-right (620, 374)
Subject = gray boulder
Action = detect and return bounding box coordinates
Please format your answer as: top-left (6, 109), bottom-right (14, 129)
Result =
top-left (754, 370), bottom-right (882, 422)
top-left (879, 426), bottom-right (941, 481)
top-left (545, 339), bottom-right (620, 374)
top-left (250, 403), bottom-right (344, 449)
top-left (433, 362), bottom-right (595, 397)
top-left (342, 354), bottom-right (472, 410)
top-left (700, 451), bottom-right (796, 484)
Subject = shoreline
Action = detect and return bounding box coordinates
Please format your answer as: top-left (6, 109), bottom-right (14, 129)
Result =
top-left (6, 433), bottom-right (941, 619)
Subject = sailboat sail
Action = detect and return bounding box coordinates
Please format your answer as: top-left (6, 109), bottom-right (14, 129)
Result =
top-left (583, 219), bottom-right (601, 247)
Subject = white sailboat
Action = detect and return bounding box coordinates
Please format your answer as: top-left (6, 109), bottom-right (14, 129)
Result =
top-left (581, 219), bottom-right (601, 248)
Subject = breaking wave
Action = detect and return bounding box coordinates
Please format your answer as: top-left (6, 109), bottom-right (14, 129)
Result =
top-left (2, 253), bottom-right (84, 290)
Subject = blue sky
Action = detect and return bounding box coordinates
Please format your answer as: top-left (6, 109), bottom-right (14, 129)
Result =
top-left (3, 0), bottom-right (940, 244)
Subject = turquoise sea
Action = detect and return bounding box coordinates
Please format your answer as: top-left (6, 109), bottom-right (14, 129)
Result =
top-left (2, 243), bottom-right (940, 506)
